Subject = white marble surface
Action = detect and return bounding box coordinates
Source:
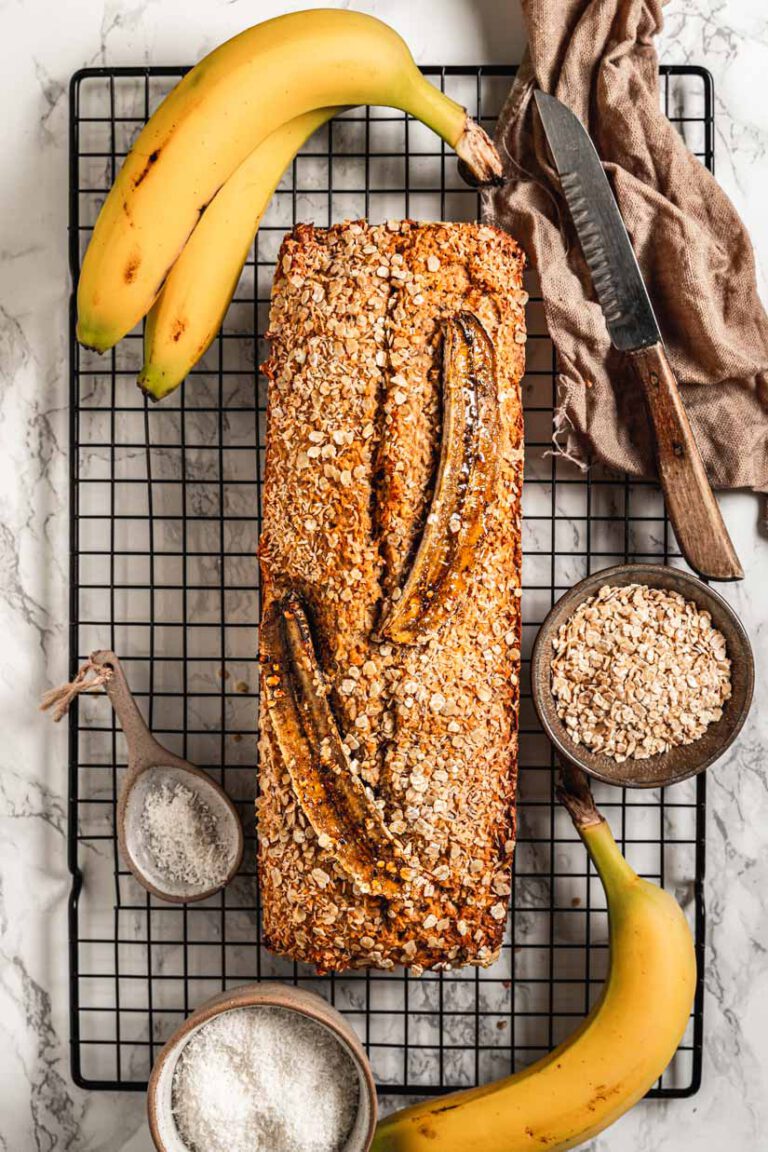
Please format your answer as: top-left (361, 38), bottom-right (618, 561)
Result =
top-left (1, 1), bottom-right (766, 1149)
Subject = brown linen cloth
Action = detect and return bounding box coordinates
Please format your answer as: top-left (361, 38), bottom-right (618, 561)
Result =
top-left (484, 0), bottom-right (768, 491)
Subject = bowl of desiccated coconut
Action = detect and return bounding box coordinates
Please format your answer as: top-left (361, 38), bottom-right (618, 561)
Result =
top-left (148, 982), bottom-right (377, 1152)
top-left (531, 564), bottom-right (754, 789)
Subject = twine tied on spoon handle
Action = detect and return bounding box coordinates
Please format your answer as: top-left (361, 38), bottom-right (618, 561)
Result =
top-left (40, 660), bottom-right (113, 722)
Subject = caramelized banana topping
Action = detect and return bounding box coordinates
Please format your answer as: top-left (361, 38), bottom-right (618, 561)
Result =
top-left (261, 592), bottom-right (406, 897)
top-left (380, 310), bottom-right (500, 644)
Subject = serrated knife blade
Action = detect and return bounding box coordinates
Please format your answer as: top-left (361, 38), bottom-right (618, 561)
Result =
top-left (534, 90), bottom-right (660, 352)
top-left (534, 89), bottom-right (743, 582)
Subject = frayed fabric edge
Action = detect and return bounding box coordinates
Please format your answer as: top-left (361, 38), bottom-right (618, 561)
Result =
top-left (551, 385), bottom-right (590, 471)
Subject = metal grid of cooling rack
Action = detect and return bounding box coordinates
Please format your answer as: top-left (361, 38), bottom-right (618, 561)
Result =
top-left (68, 64), bottom-right (710, 1095)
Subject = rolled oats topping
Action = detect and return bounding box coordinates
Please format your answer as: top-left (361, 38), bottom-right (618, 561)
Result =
top-left (258, 220), bottom-right (525, 974)
top-left (551, 583), bottom-right (732, 762)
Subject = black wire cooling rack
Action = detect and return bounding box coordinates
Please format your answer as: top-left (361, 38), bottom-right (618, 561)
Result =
top-left (68, 64), bottom-right (710, 1095)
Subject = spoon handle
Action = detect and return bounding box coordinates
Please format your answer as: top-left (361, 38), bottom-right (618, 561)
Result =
top-left (90, 650), bottom-right (168, 771)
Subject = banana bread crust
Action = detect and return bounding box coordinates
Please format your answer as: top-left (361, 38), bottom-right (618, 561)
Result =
top-left (258, 219), bottom-right (526, 973)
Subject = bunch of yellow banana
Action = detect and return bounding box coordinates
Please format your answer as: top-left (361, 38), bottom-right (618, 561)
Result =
top-left (372, 769), bottom-right (697, 1152)
top-left (140, 107), bottom-right (339, 401)
top-left (76, 10), bottom-right (504, 400)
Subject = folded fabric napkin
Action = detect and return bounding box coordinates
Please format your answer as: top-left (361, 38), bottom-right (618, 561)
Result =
top-left (484, 0), bottom-right (768, 492)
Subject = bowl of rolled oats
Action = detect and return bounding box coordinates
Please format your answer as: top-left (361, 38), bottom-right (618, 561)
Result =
top-left (531, 564), bottom-right (754, 788)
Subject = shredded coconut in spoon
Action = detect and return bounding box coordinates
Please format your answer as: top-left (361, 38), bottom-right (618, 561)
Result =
top-left (141, 780), bottom-right (231, 889)
top-left (171, 1006), bottom-right (360, 1152)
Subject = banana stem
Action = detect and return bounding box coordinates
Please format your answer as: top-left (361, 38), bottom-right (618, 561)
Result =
top-left (404, 75), bottom-right (467, 147)
top-left (455, 119), bottom-right (506, 186)
top-left (555, 760), bottom-right (603, 829)
top-left (557, 761), bottom-right (636, 895)
top-left (581, 819), bottom-right (636, 897)
top-left (402, 74), bottom-right (503, 185)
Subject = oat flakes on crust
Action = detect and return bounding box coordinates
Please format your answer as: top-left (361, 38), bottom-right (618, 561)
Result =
top-left (258, 220), bottom-right (526, 973)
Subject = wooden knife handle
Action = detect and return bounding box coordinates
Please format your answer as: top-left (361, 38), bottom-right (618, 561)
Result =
top-left (628, 342), bottom-right (743, 581)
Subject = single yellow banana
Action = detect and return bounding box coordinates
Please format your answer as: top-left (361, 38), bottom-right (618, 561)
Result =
top-left (372, 772), bottom-right (696, 1152)
top-left (139, 107), bottom-right (339, 402)
top-left (76, 10), bottom-right (502, 353)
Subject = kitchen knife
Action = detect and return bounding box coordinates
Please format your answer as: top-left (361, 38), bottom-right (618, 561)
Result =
top-left (534, 89), bottom-right (743, 582)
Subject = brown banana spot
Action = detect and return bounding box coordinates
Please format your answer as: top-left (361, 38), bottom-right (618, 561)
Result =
top-left (124, 254), bottom-right (141, 284)
top-left (133, 148), bottom-right (161, 189)
top-left (260, 591), bottom-right (409, 898)
top-left (171, 319), bottom-right (187, 343)
top-left (378, 310), bottom-right (500, 644)
top-left (586, 1084), bottom-right (620, 1112)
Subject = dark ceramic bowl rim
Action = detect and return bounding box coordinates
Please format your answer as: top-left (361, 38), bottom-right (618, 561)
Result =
top-left (530, 563), bottom-right (754, 789)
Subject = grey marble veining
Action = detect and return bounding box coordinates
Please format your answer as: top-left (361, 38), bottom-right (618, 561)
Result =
top-left (1, 2), bottom-right (767, 1149)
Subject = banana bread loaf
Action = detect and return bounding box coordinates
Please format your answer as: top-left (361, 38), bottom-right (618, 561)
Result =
top-left (258, 219), bottom-right (525, 973)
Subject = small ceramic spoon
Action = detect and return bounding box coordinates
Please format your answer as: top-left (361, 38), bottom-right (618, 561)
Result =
top-left (90, 650), bottom-right (244, 903)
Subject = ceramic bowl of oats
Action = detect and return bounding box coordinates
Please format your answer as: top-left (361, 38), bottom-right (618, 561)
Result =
top-left (531, 564), bottom-right (754, 788)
